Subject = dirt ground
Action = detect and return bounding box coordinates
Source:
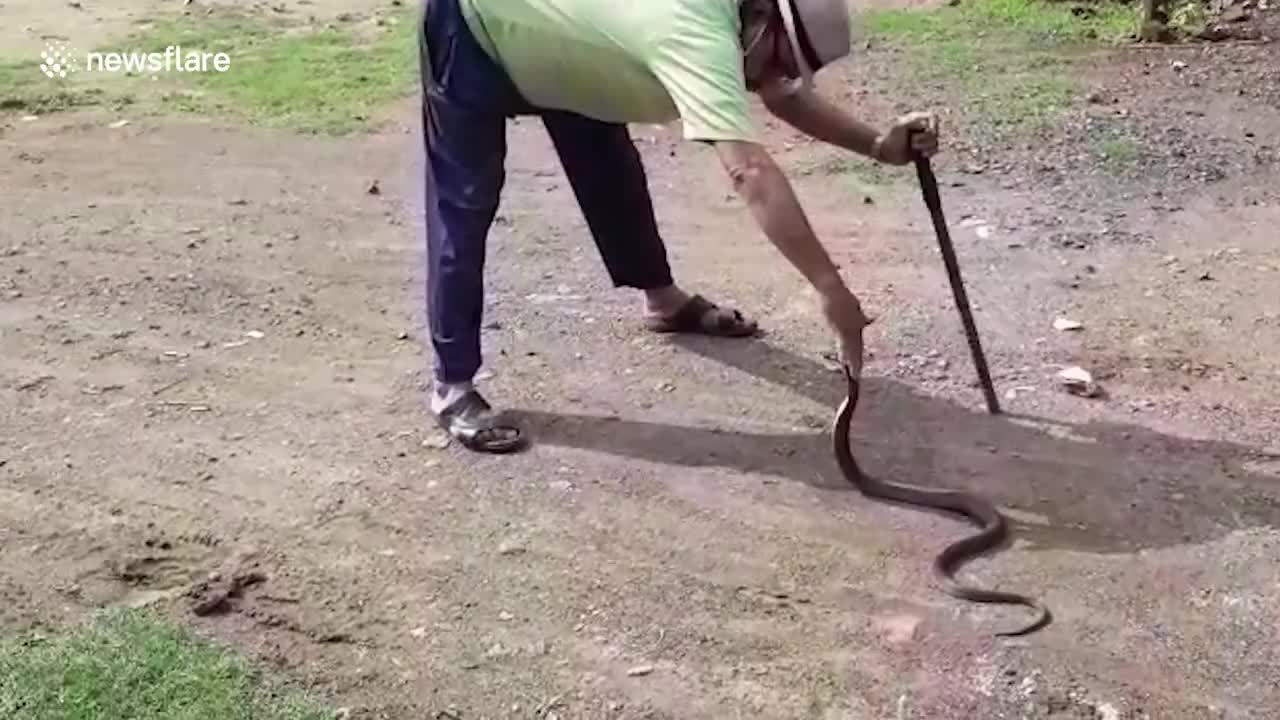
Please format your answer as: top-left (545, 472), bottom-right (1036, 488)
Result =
top-left (0, 0), bottom-right (398, 54)
top-left (4, 1), bottom-right (1280, 718)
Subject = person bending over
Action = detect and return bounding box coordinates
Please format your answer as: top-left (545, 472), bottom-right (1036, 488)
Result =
top-left (419, 0), bottom-right (940, 452)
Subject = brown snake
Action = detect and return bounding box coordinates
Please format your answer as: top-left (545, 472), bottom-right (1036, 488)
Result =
top-left (832, 365), bottom-right (1051, 637)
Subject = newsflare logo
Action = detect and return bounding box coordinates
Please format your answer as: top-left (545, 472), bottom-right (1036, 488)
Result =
top-left (40, 42), bottom-right (79, 79)
top-left (38, 41), bottom-right (232, 80)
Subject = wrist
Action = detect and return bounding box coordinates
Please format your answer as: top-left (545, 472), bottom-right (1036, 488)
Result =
top-left (869, 133), bottom-right (887, 162)
top-left (815, 274), bottom-right (866, 314)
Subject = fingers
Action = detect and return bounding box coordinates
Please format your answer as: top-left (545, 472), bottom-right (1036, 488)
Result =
top-left (900, 111), bottom-right (940, 157)
top-left (911, 133), bottom-right (938, 157)
top-left (837, 335), bottom-right (864, 380)
top-left (838, 350), bottom-right (862, 381)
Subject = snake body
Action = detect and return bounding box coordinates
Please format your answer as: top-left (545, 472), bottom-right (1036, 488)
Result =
top-left (832, 366), bottom-right (1051, 637)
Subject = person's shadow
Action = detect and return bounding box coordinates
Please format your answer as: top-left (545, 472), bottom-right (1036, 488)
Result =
top-left (505, 335), bottom-right (1280, 557)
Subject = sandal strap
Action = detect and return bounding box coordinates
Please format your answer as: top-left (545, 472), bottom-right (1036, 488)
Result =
top-left (435, 389), bottom-right (526, 453)
top-left (666, 293), bottom-right (716, 329)
top-left (438, 389), bottom-right (492, 421)
top-left (673, 294), bottom-right (743, 331)
top-left (644, 293), bottom-right (757, 337)
top-left (713, 307), bottom-right (745, 331)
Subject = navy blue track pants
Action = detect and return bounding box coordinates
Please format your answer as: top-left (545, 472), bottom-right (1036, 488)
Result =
top-left (419, 0), bottom-right (675, 383)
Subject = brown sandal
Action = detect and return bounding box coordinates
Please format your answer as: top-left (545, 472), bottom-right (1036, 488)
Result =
top-left (644, 294), bottom-right (758, 337)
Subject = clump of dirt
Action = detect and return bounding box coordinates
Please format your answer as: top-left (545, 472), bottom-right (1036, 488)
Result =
top-left (189, 570), bottom-right (267, 617)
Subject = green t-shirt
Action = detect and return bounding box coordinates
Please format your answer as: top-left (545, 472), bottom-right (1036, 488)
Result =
top-left (458, 0), bottom-right (756, 142)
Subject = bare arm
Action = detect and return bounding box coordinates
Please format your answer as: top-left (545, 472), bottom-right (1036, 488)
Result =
top-left (762, 86), bottom-right (884, 159)
top-left (762, 86), bottom-right (940, 165)
top-left (712, 138), bottom-right (870, 371)
top-left (712, 139), bottom-right (847, 295)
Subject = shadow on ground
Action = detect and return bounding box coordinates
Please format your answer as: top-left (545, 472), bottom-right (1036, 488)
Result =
top-left (507, 335), bottom-right (1280, 556)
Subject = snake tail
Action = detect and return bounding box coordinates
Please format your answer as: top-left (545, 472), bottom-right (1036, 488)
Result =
top-left (831, 367), bottom-right (1051, 637)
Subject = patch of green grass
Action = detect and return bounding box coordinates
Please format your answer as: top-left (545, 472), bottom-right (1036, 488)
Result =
top-left (963, 0), bottom-right (1137, 40)
top-left (979, 73), bottom-right (1076, 131)
top-left (794, 152), bottom-right (903, 201)
top-left (799, 154), bottom-right (894, 188)
top-left (1168, 0), bottom-right (1209, 35)
top-left (1089, 124), bottom-right (1144, 170)
top-left (118, 13), bottom-right (418, 133)
top-left (0, 9), bottom-right (418, 134)
top-left (864, 0), bottom-right (1141, 137)
top-left (867, 0), bottom-right (1138, 45)
top-left (0, 608), bottom-right (332, 720)
top-left (0, 60), bottom-right (118, 115)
